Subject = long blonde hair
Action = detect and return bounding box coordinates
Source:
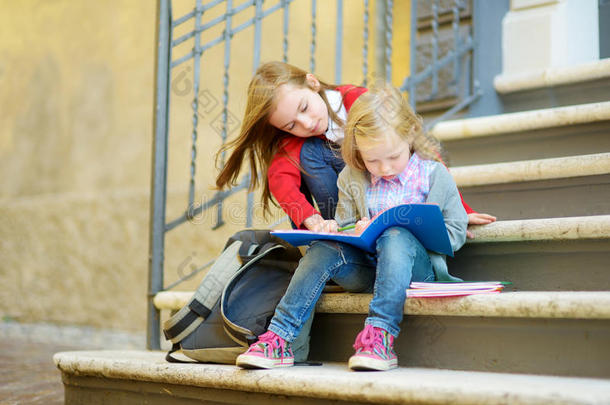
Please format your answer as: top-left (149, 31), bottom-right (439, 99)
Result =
top-left (215, 61), bottom-right (341, 216)
top-left (342, 83), bottom-right (443, 171)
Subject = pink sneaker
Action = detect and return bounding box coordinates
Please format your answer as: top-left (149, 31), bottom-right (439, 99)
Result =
top-left (348, 324), bottom-right (398, 371)
top-left (236, 330), bottom-right (294, 369)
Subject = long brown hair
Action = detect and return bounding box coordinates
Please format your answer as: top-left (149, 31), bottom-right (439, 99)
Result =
top-left (215, 61), bottom-right (342, 216)
top-left (342, 83), bottom-right (443, 171)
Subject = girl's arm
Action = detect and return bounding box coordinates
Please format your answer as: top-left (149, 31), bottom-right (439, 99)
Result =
top-left (427, 164), bottom-right (469, 253)
top-left (268, 153), bottom-right (319, 228)
top-left (334, 166), bottom-right (364, 228)
top-left (268, 138), bottom-right (331, 229)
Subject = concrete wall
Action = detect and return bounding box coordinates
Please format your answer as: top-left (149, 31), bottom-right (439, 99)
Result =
top-left (502, 0), bottom-right (599, 75)
top-left (0, 0), bottom-right (410, 332)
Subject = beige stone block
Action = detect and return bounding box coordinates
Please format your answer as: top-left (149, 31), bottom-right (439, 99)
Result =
top-left (431, 101), bottom-right (610, 140)
top-left (450, 153), bottom-right (610, 187)
top-left (494, 58), bottom-right (610, 93)
top-left (502, 0), bottom-right (599, 76)
top-left (511, 0), bottom-right (559, 11)
top-left (0, 191), bottom-right (151, 331)
top-left (502, 5), bottom-right (556, 74)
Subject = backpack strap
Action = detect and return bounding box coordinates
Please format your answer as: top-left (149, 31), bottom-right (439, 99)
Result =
top-left (238, 241), bottom-right (278, 264)
top-left (164, 343), bottom-right (197, 363)
top-left (162, 240), bottom-right (244, 343)
top-left (238, 240), bottom-right (260, 258)
top-left (220, 243), bottom-right (288, 347)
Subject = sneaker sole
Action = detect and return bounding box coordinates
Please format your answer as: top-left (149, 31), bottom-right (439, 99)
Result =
top-left (348, 355), bottom-right (398, 371)
top-left (236, 354), bottom-right (294, 369)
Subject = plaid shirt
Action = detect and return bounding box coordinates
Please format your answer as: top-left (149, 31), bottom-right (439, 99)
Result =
top-left (366, 153), bottom-right (435, 217)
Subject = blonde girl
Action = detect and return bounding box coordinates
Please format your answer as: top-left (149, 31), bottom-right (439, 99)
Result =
top-left (236, 84), bottom-right (468, 371)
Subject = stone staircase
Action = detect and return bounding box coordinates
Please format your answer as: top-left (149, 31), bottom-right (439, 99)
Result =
top-left (55, 351), bottom-right (610, 405)
top-left (54, 59), bottom-right (610, 404)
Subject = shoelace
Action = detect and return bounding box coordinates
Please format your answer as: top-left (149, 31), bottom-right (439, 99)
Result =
top-left (353, 324), bottom-right (384, 352)
top-left (250, 330), bottom-right (286, 358)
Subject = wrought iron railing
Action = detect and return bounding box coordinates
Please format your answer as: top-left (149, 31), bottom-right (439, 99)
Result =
top-left (148, 0), bottom-right (479, 349)
top-left (403, 0), bottom-right (480, 131)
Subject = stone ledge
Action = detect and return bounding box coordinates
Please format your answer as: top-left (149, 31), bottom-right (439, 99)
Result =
top-left (429, 102), bottom-right (610, 141)
top-left (451, 153), bottom-right (610, 187)
top-left (54, 350), bottom-right (610, 405)
top-left (467, 215), bottom-right (610, 242)
top-left (317, 291), bottom-right (610, 319)
top-left (494, 58), bottom-right (610, 94)
top-left (155, 290), bottom-right (610, 320)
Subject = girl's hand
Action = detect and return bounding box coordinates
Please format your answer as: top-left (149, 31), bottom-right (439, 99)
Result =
top-left (303, 214), bottom-right (339, 233)
top-left (354, 217), bottom-right (371, 235)
top-left (466, 212), bottom-right (497, 239)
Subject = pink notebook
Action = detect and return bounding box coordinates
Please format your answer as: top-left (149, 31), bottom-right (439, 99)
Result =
top-left (406, 281), bottom-right (508, 298)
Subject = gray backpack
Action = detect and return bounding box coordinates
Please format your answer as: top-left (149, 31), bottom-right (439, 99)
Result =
top-left (163, 229), bottom-right (314, 364)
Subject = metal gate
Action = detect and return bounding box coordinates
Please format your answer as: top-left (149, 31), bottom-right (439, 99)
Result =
top-left (148, 0), bottom-right (477, 349)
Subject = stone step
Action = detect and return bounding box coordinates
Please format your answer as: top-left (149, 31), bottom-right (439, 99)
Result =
top-left (54, 350), bottom-right (610, 404)
top-left (155, 291), bottom-right (610, 320)
top-left (154, 216), bottom-right (610, 298)
top-left (155, 215), bottom-right (610, 296)
top-left (315, 291), bottom-right (610, 319)
top-left (310, 291), bottom-right (610, 378)
top-left (429, 102), bottom-right (610, 165)
top-left (449, 215), bottom-right (610, 291)
top-left (451, 153), bottom-right (610, 219)
top-left (155, 290), bottom-right (610, 378)
top-left (494, 58), bottom-right (610, 112)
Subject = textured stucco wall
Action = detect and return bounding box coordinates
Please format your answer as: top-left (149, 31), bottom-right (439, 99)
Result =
top-left (0, 1), bottom-right (155, 197)
top-left (0, 0), bottom-right (410, 333)
top-left (0, 0), bottom-right (158, 332)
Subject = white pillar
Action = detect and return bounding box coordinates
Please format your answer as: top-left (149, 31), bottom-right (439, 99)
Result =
top-left (501, 0), bottom-right (599, 76)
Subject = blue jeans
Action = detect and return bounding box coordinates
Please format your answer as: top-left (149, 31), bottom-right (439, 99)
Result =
top-left (268, 227), bottom-right (435, 341)
top-left (300, 137), bottom-right (345, 220)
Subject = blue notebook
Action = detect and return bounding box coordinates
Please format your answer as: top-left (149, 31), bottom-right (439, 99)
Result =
top-left (271, 203), bottom-right (454, 256)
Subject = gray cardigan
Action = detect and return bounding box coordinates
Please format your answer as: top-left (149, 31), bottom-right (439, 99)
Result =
top-left (335, 162), bottom-right (468, 282)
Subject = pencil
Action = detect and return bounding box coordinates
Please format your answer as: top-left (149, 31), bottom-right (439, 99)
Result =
top-left (337, 224), bottom-right (356, 232)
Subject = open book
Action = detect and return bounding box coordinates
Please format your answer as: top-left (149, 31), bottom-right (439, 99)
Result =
top-left (271, 203), bottom-right (454, 256)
